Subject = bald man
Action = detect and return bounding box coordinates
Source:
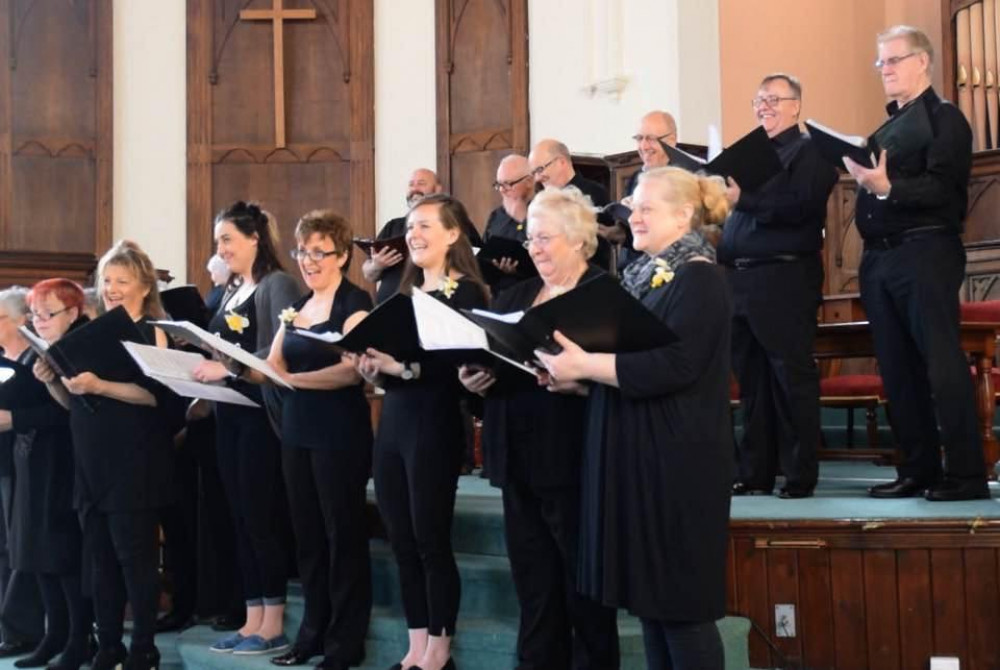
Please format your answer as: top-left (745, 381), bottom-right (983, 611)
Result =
top-left (363, 168), bottom-right (443, 304)
top-left (623, 110), bottom-right (678, 198)
top-left (528, 139), bottom-right (609, 207)
top-left (480, 155), bottom-right (537, 292)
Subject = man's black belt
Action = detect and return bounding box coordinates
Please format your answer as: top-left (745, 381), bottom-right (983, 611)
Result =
top-left (863, 225), bottom-right (952, 251)
top-left (726, 254), bottom-right (811, 270)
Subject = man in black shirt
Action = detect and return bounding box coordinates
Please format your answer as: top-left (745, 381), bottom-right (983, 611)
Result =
top-left (482, 155), bottom-right (535, 293)
top-left (843, 25), bottom-right (988, 501)
top-left (719, 73), bottom-right (838, 499)
top-left (362, 168), bottom-right (442, 304)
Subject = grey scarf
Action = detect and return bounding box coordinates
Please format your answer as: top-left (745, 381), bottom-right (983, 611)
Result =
top-left (621, 231), bottom-right (716, 300)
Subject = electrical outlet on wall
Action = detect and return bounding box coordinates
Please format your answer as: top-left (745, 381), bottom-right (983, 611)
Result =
top-left (774, 604), bottom-right (796, 638)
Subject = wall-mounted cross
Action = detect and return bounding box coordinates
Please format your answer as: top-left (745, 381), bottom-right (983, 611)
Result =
top-left (240, 0), bottom-right (317, 148)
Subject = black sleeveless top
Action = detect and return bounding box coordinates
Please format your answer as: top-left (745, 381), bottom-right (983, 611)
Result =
top-left (281, 280), bottom-right (373, 449)
top-left (208, 287), bottom-right (261, 405)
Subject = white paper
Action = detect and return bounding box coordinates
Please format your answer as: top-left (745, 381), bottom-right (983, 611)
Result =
top-left (805, 119), bottom-right (866, 147)
top-left (123, 342), bottom-right (260, 407)
top-left (293, 329), bottom-right (344, 344)
top-left (707, 124), bottom-right (723, 161)
top-left (412, 288), bottom-right (490, 351)
top-left (17, 326), bottom-right (49, 354)
top-left (149, 320), bottom-right (294, 389)
top-left (0, 369), bottom-right (14, 384)
top-left (468, 308), bottom-right (525, 324)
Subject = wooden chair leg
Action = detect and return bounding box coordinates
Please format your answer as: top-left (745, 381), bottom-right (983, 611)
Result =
top-left (846, 407), bottom-right (855, 448)
top-left (866, 405), bottom-right (878, 447)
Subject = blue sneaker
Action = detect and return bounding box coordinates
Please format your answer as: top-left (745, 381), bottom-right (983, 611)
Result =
top-left (232, 634), bottom-right (290, 656)
top-left (209, 632), bottom-right (246, 653)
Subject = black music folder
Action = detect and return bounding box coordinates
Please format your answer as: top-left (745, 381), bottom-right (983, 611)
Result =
top-left (807, 99), bottom-right (933, 169)
top-left (659, 126), bottom-right (783, 191)
top-left (353, 235), bottom-right (409, 259)
top-left (477, 236), bottom-right (537, 284)
top-left (47, 307), bottom-right (145, 384)
top-left (462, 273), bottom-right (677, 363)
top-left (160, 285), bottom-right (211, 329)
top-left (292, 293), bottom-right (421, 360)
top-left (597, 202), bottom-right (633, 226)
top-left (0, 358), bottom-right (49, 409)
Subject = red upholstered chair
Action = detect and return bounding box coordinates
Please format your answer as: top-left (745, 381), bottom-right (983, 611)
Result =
top-left (819, 370), bottom-right (886, 448)
top-left (961, 300), bottom-right (1000, 401)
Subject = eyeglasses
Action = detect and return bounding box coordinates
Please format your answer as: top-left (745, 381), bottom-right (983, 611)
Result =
top-left (492, 173), bottom-right (533, 191)
top-left (751, 95), bottom-right (799, 109)
top-left (631, 132), bottom-right (675, 144)
top-left (874, 52), bottom-right (917, 70)
top-left (30, 307), bottom-right (71, 322)
top-left (530, 157), bottom-right (559, 178)
top-left (522, 233), bottom-right (565, 249)
top-left (289, 248), bottom-right (340, 262)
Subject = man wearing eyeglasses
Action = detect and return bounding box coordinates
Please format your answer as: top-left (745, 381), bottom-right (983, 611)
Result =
top-left (721, 73), bottom-right (838, 500)
top-left (842, 25), bottom-right (987, 501)
top-left (362, 168), bottom-right (443, 303)
top-left (528, 139), bottom-right (609, 208)
top-left (480, 155), bottom-right (536, 292)
top-left (623, 111), bottom-right (678, 201)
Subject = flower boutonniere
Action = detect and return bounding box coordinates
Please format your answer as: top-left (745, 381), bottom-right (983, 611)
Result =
top-left (516, 223), bottom-right (524, 232)
top-left (224, 311), bottom-right (250, 334)
top-left (650, 258), bottom-right (675, 289)
top-left (440, 276), bottom-right (459, 299)
top-left (279, 307), bottom-right (298, 326)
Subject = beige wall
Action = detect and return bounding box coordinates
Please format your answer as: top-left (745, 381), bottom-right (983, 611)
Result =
top-left (719, 0), bottom-right (943, 143)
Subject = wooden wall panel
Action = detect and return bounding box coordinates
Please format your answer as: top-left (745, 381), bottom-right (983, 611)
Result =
top-left (897, 549), bottom-right (935, 670)
top-left (187, 0), bottom-right (373, 291)
top-left (0, 0), bottom-right (111, 284)
top-left (436, 0), bottom-right (528, 230)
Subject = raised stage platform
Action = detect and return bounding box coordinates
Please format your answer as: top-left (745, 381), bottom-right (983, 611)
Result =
top-left (0, 462), bottom-right (996, 670)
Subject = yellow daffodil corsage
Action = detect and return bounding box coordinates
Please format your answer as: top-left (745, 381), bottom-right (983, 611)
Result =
top-left (440, 276), bottom-right (459, 299)
top-left (279, 307), bottom-right (298, 326)
top-left (516, 223), bottom-right (524, 231)
top-left (224, 311), bottom-right (250, 334)
top-left (650, 258), bottom-right (675, 289)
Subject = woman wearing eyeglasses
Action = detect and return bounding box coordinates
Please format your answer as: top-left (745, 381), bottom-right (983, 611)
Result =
top-left (458, 187), bottom-right (620, 670)
top-left (237, 210), bottom-right (374, 670)
top-left (0, 284), bottom-right (88, 670)
top-left (192, 202), bottom-right (300, 656)
top-left (536, 168), bottom-right (734, 670)
top-left (357, 194), bottom-right (488, 670)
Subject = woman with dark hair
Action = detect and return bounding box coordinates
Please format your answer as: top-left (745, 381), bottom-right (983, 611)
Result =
top-left (536, 167), bottom-right (734, 670)
top-left (34, 240), bottom-right (186, 670)
top-left (192, 201), bottom-right (300, 656)
top-left (0, 284), bottom-right (88, 670)
top-left (356, 194), bottom-right (488, 670)
top-left (240, 210), bottom-right (374, 670)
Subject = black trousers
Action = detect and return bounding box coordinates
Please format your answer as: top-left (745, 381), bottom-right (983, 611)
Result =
top-left (36, 573), bottom-right (91, 657)
top-left (159, 431), bottom-right (198, 618)
top-left (730, 257), bottom-right (822, 490)
top-left (374, 437), bottom-right (461, 636)
top-left (0, 477), bottom-right (44, 645)
top-left (282, 445), bottom-right (371, 665)
top-left (502, 480), bottom-right (619, 670)
top-left (859, 235), bottom-right (985, 481)
top-left (639, 619), bottom-right (723, 670)
top-left (215, 405), bottom-right (288, 605)
top-left (82, 508), bottom-right (160, 653)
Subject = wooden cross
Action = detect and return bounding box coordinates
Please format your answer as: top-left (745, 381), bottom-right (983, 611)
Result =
top-left (240, 0), bottom-right (317, 148)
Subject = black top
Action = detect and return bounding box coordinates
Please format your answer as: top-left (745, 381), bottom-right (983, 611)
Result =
top-left (376, 279), bottom-right (487, 454)
top-left (8, 348), bottom-right (79, 573)
top-left (208, 287), bottom-right (262, 405)
top-left (718, 126), bottom-right (839, 262)
top-left (281, 280), bottom-right (374, 450)
top-left (205, 284), bottom-right (226, 315)
top-left (375, 217), bottom-right (408, 305)
top-left (568, 173), bottom-right (610, 208)
top-left (69, 317), bottom-right (182, 512)
top-left (855, 86), bottom-right (973, 239)
top-left (481, 268), bottom-right (602, 489)
top-left (484, 206), bottom-right (527, 244)
top-left (578, 261), bottom-right (733, 622)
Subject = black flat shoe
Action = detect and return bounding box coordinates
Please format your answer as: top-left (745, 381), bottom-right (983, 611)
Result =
top-left (13, 641), bottom-right (62, 668)
top-left (778, 485), bottom-right (814, 499)
top-left (868, 476), bottom-right (934, 499)
top-left (408, 659), bottom-right (456, 670)
top-left (90, 644), bottom-right (127, 670)
top-left (123, 647), bottom-right (159, 670)
top-left (45, 642), bottom-right (95, 670)
top-left (0, 641), bottom-right (41, 659)
top-left (924, 478), bottom-right (990, 502)
top-left (272, 648), bottom-right (318, 666)
top-left (732, 482), bottom-right (771, 496)
top-left (211, 614), bottom-right (245, 632)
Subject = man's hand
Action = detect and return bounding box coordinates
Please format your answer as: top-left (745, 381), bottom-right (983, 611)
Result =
top-left (843, 150), bottom-right (891, 197)
top-left (491, 257), bottom-right (520, 275)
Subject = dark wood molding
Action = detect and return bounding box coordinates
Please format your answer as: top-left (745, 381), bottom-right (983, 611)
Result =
top-left (0, 250), bottom-right (97, 287)
top-left (95, 0), bottom-right (113, 253)
top-left (187, 0), bottom-right (215, 291)
top-left (0, 1), bottom-right (11, 249)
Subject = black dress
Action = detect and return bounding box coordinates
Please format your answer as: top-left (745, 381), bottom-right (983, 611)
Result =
top-left (373, 278), bottom-right (486, 637)
top-left (480, 268), bottom-right (620, 670)
top-left (578, 261), bottom-right (733, 624)
top-left (279, 281), bottom-right (373, 665)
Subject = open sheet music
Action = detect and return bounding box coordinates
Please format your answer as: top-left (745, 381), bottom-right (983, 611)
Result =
top-left (123, 342), bottom-right (260, 407)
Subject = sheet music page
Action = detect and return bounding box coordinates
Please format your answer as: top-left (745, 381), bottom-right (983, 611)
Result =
top-left (123, 341), bottom-right (261, 407)
top-left (411, 288), bottom-right (490, 351)
top-left (0, 369), bottom-right (13, 384)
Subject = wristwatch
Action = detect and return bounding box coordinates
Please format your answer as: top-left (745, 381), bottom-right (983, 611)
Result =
top-left (400, 362), bottom-right (416, 380)
top-left (876, 184), bottom-right (892, 201)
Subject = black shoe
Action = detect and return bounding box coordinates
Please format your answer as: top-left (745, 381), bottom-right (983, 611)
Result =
top-left (778, 485), bottom-right (814, 499)
top-left (314, 662), bottom-right (349, 670)
top-left (154, 611), bottom-right (194, 633)
top-left (13, 640), bottom-right (62, 668)
top-left (90, 644), bottom-right (127, 670)
top-left (123, 647), bottom-right (159, 670)
top-left (0, 642), bottom-right (41, 659)
top-left (732, 482), bottom-right (771, 496)
top-left (45, 640), bottom-right (95, 670)
top-left (211, 614), bottom-right (245, 632)
top-left (408, 659), bottom-right (456, 670)
top-left (386, 665), bottom-right (402, 670)
top-left (272, 648), bottom-right (319, 666)
top-left (924, 478), bottom-right (991, 502)
top-left (868, 477), bottom-right (934, 498)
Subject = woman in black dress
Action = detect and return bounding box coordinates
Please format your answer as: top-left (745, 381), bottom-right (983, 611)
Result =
top-left (34, 242), bottom-right (186, 670)
top-left (536, 167), bottom-right (734, 670)
top-left (356, 194), bottom-right (488, 670)
top-left (0, 284), bottom-right (88, 670)
top-left (192, 202), bottom-right (299, 656)
top-left (458, 187), bottom-right (620, 670)
top-left (241, 210), bottom-right (374, 670)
